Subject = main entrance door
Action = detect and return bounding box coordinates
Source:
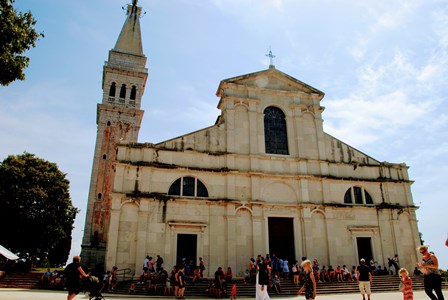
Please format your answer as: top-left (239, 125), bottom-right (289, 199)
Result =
top-left (356, 237), bottom-right (373, 262)
top-left (268, 217), bottom-right (295, 262)
top-left (176, 234), bottom-right (197, 267)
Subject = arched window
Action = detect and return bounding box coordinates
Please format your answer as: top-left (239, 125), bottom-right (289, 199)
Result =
top-left (197, 180), bottom-right (208, 197)
top-left (109, 82), bottom-right (116, 97)
top-left (119, 84), bottom-right (126, 99)
top-left (264, 106), bottom-right (289, 155)
top-left (344, 187), bottom-right (374, 205)
top-left (168, 176), bottom-right (209, 197)
top-left (365, 191), bottom-right (373, 204)
top-left (168, 178), bottom-right (181, 195)
top-left (130, 85), bottom-right (137, 100)
top-left (344, 189), bottom-right (352, 204)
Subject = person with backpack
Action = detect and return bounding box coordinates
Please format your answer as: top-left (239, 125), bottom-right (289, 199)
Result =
top-left (65, 256), bottom-right (89, 300)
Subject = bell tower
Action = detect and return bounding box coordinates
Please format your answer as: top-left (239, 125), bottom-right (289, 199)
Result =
top-left (81, 1), bottom-right (148, 268)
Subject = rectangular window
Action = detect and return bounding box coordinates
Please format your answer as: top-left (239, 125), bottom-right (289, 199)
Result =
top-left (183, 177), bottom-right (195, 197)
top-left (354, 187), bottom-right (363, 204)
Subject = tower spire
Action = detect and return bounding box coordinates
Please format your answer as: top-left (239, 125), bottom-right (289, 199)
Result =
top-left (114, 1), bottom-right (143, 55)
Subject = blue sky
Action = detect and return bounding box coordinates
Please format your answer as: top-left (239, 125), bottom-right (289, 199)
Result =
top-left (1, 0), bottom-right (447, 268)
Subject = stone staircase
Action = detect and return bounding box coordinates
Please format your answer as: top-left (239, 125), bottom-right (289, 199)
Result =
top-left (0, 272), bottom-right (43, 289)
top-left (108, 274), bottom-right (430, 298)
top-left (0, 272), bottom-right (446, 298)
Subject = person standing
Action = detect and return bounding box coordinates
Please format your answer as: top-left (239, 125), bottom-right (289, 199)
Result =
top-left (297, 259), bottom-right (316, 300)
top-left (256, 257), bottom-right (270, 300)
top-left (226, 267), bottom-right (233, 283)
top-left (156, 255), bottom-right (164, 271)
top-left (292, 260), bottom-right (300, 285)
top-left (399, 268), bottom-right (413, 300)
top-left (356, 258), bottom-right (372, 300)
top-left (388, 258), bottom-right (394, 275)
top-left (109, 266), bottom-right (118, 291)
top-left (282, 259), bottom-right (289, 279)
top-left (393, 254), bottom-right (400, 275)
top-left (199, 257), bottom-right (206, 278)
top-left (177, 265), bottom-right (186, 299)
top-left (230, 282), bottom-right (237, 300)
top-left (64, 256), bottom-right (89, 300)
top-left (143, 255), bottom-right (150, 272)
top-left (417, 245), bottom-right (445, 300)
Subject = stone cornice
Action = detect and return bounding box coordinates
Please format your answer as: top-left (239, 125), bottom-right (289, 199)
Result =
top-left (115, 160), bottom-right (413, 184)
top-left (120, 193), bottom-right (418, 211)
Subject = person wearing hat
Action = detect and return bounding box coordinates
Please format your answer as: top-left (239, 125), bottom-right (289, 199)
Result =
top-left (356, 258), bottom-right (372, 300)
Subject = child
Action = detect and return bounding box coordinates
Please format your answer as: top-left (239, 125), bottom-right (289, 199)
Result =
top-left (243, 269), bottom-right (250, 284)
top-left (129, 282), bottom-right (136, 294)
top-left (230, 282), bottom-right (237, 300)
top-left (297, 259), bottom-right (316, 300)
top-left (399, 268), bottom-right (413, 300)
top-left (164, 278), bottom-right (171, 296)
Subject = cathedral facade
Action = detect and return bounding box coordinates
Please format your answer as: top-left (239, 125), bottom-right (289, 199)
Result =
top-left (81, 3), bottom-right (421, 276)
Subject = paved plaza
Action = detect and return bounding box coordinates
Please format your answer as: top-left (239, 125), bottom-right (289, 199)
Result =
top-left (0, 288), bottom-right (446, 300)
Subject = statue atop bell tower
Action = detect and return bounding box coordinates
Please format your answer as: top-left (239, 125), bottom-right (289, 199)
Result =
top-left (81, 1), bottom-right (148, 268)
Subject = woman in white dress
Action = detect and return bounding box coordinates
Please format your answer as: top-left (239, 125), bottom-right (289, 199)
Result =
top-left (255, 258), bottom-right (270, 300)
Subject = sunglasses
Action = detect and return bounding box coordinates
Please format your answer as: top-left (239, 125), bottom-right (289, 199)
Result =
top-left (420, 250), bottom-right (427, 254)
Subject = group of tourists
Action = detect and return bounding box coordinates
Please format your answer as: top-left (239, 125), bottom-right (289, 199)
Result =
top-left (356, 244), bottom-right (446, 300)
top-left (248, 254), bottom-right (316, 300)
top-left (249, 243), bottom-right (446, 300)
top-left (137, 254), bottom-right (208, 299)
top-left (61, 240), bottom-right (446, 300)
top-left (40, 268), bottom-right (63, 288)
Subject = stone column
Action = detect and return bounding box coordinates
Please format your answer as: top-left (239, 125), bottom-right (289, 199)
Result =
top-left (106, 197), bottom-right (121, 271)
top-left (252, 213), bottom-right (265, 256)
top-left (248, 101), bottom-right (259, 155)
top-left (302, 208), bottom-right (312, 258)
top-left (135, 206), bottom-right (149, 269)
top-left (226, 101), bottom-right (235, 153)
top-left (226, 208), bottom-right (236, 270)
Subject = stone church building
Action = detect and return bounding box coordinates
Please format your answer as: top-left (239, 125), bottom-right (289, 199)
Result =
top-left (81, 2), bottom-right (421, 276)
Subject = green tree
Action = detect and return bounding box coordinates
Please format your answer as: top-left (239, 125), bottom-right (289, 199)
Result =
top-left (0, 0), bottom-right (44, 86)
top-left (0, 153), bottom-right (78, 267)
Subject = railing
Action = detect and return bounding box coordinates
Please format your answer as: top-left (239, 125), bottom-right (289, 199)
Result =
top-left (116, 268), bottom-right (133, 282)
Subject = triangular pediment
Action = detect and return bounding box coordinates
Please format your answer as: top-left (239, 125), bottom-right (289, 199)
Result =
top-left (217, 66), bottom-right (324, 97)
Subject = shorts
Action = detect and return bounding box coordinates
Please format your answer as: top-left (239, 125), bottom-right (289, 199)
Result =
top-left (359, 281), bottom-right (371, 294)
top-left (67, 284), bottom-right (81, 295)
top-left (403, 292), bottom-right (413, 300)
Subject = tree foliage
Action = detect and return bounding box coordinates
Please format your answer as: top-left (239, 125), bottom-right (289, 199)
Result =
top-left (0, 0), bottom-right (44, 86)
top-left (0, 153), bottom-right (78, 267)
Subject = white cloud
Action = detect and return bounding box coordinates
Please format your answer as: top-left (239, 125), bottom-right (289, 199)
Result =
top-left (347, 1), bottom-right (424, 60)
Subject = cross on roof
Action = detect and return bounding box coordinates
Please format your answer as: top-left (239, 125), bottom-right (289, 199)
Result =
top-left (266, 47), bottom-right (276, 67)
